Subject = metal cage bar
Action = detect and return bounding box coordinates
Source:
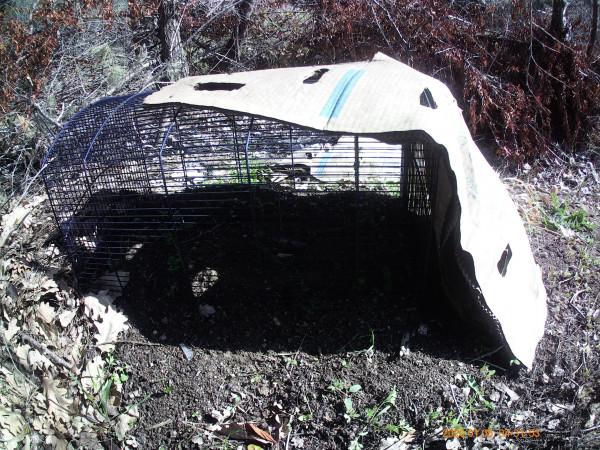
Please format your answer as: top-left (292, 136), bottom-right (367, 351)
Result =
top-left (43, 93), bottom-right (441, 289)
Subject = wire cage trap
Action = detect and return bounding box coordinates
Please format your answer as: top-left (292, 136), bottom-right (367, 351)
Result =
top-left (43, 91), bottom-right (440, 295)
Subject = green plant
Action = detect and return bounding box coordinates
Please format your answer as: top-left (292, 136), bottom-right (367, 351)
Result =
top-left (480, 364), bottom-right (496, 379)
top-left (386, 419), bottom-right (415, 434)
top-left (348, 431), bottom-right (367, 450)
top-left (466, 376), bottom-right (495, 411)
top-left (365, 385), bottom-right (397, 426)
top-left (425, 410), bottom-right (442, 427)
top-left (89, 350), bottom-right (130, 417)
top-left (444, 411), bottom-right (463, 430)
top-left (328, 379), bottom-right (345, 392)
top-left (543, 193), bottom-right (595, 232)
top-left (443, 376), bottom-right (494, 430)
top-left (210, 435), bottom-right (236, 450)
top-left (284, 356), bottom-right (297, 367)
top-left (74, 352), bottom-right (149, 441)
top-left (353, 330), bottom-right (375, 358)
top-left (344, 397), bottom-right (360, 423)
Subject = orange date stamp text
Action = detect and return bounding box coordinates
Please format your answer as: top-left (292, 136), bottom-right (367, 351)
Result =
top-left (443, 429), bottom-right (541, 438)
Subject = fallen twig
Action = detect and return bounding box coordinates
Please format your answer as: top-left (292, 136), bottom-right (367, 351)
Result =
top-left (20, 332), bottom-right (74, 371)
top-left (467, 345), bottom-right (504, 365)
top-left (448, 383), bottom-right (468, 429)
top-left (570, 290), bottom-right (588, 320)
top-left (147, 418), bottom-right (173, 430)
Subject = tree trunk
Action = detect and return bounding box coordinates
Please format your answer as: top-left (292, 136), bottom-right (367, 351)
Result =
top-left (224, 0), bottom-right (254, 61)
top-left (549, 0), bottom-right (567, 41)
top-left (588, 0), bottom-right (598, 57)
top-left (158, 0), bottom-right (189, 81)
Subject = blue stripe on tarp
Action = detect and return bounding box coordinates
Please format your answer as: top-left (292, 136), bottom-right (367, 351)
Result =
top-left (319, 69), bottom-right (366, 119)
top-left (315, 150), bottom-right (333, 175)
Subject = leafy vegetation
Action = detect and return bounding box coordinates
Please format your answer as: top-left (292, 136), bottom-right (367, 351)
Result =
top-left (542, 192), bottom-right (596, 232)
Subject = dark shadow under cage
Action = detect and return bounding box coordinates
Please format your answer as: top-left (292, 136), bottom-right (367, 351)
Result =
top-left (43, 92), bottom-right (440, 294)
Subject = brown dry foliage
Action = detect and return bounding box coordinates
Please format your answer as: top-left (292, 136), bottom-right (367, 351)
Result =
top-left (0, 1), bottom-right (74, 114)
top-left (1, 0), bottom-right (599, 172)
top-left (150, 0), bottom-right (600, 164)
top-left (297, 0), bottom-right (600, 164)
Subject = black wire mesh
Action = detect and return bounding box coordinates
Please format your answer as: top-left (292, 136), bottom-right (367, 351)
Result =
top-left (43, 92), bottom-right (440, 292)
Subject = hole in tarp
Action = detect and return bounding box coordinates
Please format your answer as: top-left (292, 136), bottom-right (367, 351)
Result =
top-left (195, 82), bottom-right (245, 91)
top-left (497, 244), bottom-right (512, 277)
top-left (419, 88), bottom-right (437, 109)
top-left (303, 68), bottom-right (329, 84)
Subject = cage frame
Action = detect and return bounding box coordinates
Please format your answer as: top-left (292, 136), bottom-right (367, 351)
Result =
top-left (43, 91), bottom-right (441, 292)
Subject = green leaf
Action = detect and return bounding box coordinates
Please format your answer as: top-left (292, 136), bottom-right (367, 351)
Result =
top-left (349, 384), bottom-right (362, 393)
top-left (365, 406), bottom-right (377, 420)
top-left (384, 386), bottom-right (397, 405)
top-left (344, 397), bottom-right (353, 412)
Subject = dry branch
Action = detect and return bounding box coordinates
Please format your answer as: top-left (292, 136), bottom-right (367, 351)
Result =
top-left (20, 332), bottom-right (74, 371)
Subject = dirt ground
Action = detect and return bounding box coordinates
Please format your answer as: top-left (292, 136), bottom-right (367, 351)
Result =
top-left (1, 151), bottom-right (600, 449)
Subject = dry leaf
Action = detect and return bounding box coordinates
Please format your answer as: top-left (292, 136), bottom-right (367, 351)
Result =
top-left (75, 431), bottom-right (103, 449)
top-left (46, 433), bottom-right (69, 450)
top-left (0, 405), bottom-right (26, 449)
top-left (0, 201), bottom-right (34, 248)
top-left (37, 302), bottom-right (56, 324)
top-left (0, 367), bottom-right (33, 405)
top-left (94, 307), bottom-right (129, 351)
top-left (81, 355), bottom-right (104, 395)
top-left (42, 377), bottom-right (78, 425)
top-left (32, 414), bottom-right (52, 434)
top-left (4, 317), bottom-right (19, 341)
top-left (66, 333), bottom-right (84, 366)
top-left (115, 408), bottom-right (138, 440)
top-left (15, 344), bottom-right (31, 371)
top-left (246, 422), bottom-right (277, 444)
top-left (58, 309), bottom-right (77, 328)
top-left (29, 349), bottom-right (53, 371)
top-left (211, 422), bottom-right (276, 445)
top-left (40, 279), bottom-right (59, 295)
top-left (84, 291), bottom-right (114, 321)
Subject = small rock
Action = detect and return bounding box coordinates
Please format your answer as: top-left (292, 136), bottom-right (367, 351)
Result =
top-left (179, 343), bottom-right (194, 361)
top-left (542, 373), bottom-right (550, 383)
top-left (199, 304), bottom-right (216, 317)
top-left (291, 436), bottom-right (305, 448)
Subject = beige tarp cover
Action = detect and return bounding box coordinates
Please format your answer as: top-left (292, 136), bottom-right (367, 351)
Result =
top-left (145, 53), bottom-right (547, 368)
